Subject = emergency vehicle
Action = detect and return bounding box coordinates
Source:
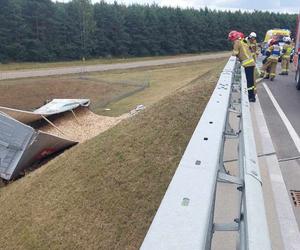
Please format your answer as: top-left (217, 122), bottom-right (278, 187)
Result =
top-left (261, 29), bottom-right (291, 55)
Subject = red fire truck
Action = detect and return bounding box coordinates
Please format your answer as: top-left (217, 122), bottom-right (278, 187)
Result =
top-left (295, 13), bottom-right (300, 89)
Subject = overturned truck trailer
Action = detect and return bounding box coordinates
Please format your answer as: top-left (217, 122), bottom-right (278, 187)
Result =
top-left (0, 99), bottom-right (91, 181)
top-left (0, 113), bottom-right (77, 181)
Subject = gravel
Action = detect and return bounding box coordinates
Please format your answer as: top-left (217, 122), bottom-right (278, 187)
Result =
top-left (39, 107), bottom-right (129, 142)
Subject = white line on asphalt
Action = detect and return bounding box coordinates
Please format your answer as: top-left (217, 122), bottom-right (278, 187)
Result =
top-left (253, 97), bottom-right (300, 250)
top-left (263, 82), bottom-right (300, 153)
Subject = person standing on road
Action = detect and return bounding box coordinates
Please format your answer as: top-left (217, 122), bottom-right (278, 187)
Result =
top-left (247, 32), bottom-right (259, 62)
top-left (246, 32), bottom-right (261, 94)
top-left (228, 30), bottom-right (256, 102)
top-left (279, 37), bottom-right (293, 75)
top-left (260, 40), bottom-right (281, 81)
top-left (261, 38), bottom-right (275, 78)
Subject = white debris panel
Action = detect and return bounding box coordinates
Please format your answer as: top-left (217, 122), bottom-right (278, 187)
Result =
top-left (0, 112), bottom-right (77, 181)
top-left (0, 99), bottom-right (90, 124)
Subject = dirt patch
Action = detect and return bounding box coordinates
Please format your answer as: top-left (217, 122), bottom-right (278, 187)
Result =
top-left (37, 107), bottom-right (129, 143)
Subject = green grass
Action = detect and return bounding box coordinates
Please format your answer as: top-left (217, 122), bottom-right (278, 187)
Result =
top-left (0, 51), bottom-right (228, 71)
top-left (91, 59), bottom-right (226, 116)
top-left (0, 60), bottom-right (226, 117)
top-left (0, 72), bottom-right (144, 112)
top-left (0, 61), bottom-right (225, 249)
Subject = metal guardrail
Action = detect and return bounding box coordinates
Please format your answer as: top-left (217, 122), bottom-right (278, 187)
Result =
top-left (141, 56), bottom-right (271, 250)
top-left (238, 64), bottom-right (271, 250)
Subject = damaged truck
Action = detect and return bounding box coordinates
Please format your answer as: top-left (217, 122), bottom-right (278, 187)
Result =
top-left (0, 99), bottom-right (90, 181)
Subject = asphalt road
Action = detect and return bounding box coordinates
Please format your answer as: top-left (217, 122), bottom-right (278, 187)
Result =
top-left (257, 63), bottom-right (300, 228)
top-left (0, 52), bottom-right (230, 80)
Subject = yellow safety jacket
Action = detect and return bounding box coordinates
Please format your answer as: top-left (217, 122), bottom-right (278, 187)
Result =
top-left (267, 44), bottom-right (281, 62)
top-left (232, 39), bottom-right (255, 67)
top-left (282, 44), bottom-right (293, 59)
top-left (247, 39), bottom-right (259, 59)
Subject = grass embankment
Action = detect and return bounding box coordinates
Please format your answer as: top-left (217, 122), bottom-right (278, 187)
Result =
top-left (0, 51), bottom-right (228, 71)
top-left (91, 60), bottom-right (222, 115)
top-left (0, 60), bottom-right (225, 249)
top-left (0, 60), bottom-right (223, 116)
top-left (0, 75), bottom-right (139, 111)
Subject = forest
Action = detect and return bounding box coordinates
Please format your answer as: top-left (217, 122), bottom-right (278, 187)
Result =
top-left (0, 0), bottom-right (297, 62)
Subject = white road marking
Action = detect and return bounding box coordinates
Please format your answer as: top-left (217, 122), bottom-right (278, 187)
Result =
top-left (253, 97), bottom-right (300, 250)
top-left (263, 82), bottom-right (300, 153)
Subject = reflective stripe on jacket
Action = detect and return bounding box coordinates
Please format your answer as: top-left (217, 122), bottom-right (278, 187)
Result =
top-left (232, 39), bottom-right (255, 68)
top-left (268, 44), bottom-right (281, 61)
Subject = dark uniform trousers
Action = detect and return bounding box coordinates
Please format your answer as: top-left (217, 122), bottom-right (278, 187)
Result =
top-left (244, 66), bottom-right (255, 99)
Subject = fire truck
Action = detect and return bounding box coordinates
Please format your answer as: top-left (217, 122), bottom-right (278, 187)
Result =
top-left (295, 13), bottom-right (300, 89)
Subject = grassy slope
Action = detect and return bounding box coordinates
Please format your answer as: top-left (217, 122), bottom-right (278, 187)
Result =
top-left (0, 76), bottom-right (138, 111)
top-left (0, 63), bottom-right (225, 249)
top-left (93, 60), bottom-right (222, 115)
top-left (0, 60), bottom-right (222, 116)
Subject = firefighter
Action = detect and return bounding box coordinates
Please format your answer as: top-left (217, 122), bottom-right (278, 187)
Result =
top-left (247, 32), bottom-right (259, 61)
top-left (261, 38), bottom-right (275, 79)
top-left (228, 30), bottom-right (256, 102)
top-left (247, 32), bottom-right (262, 87)
top-left (260, 40), bottom-right (281, 81)
top-left (279, 37), bottom-right (293, 75)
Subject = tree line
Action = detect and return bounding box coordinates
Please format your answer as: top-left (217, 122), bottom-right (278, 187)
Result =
top-left (0, 0), bottom-right (297, 62)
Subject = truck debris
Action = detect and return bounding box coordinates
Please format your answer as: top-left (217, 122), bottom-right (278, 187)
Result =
top-left (0, 112), bottom-right (76, 181)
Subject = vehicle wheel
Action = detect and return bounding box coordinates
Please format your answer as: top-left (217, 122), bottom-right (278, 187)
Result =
top-left (296, 69), bottom-right (300, 90)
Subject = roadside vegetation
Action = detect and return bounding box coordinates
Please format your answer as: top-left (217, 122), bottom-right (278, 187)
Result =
top-left (0, 60), bottom-right (225, 249)
top-left (0, 0), bottom-right (296, 63)
top-left (93, 59), bottom-right (226, 115)
top-left (0, 59), bottom-right (226, 116)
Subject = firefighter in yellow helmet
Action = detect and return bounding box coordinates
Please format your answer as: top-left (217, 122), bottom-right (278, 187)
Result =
top-left (279, 37), bottom-right (293, 75)
top-left (247, 32), bottom-right (259, 61)
top-left (260, 39), bottom-right (281, 81)
top-left (228, 30), bottom-right (256, 102)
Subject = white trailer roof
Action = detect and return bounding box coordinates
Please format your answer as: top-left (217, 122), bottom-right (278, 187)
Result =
top-left (0, 99), bottom-right (90, 124)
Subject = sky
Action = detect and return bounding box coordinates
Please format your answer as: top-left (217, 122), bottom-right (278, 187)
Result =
top-left (54, 0), bottom-right (300, 13)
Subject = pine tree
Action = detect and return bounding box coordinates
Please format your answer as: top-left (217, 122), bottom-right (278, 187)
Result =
top-left (0, 1), bottom-right (297, 62)
top-left (69, 0), bottom-right (96, 60)
top-left (0, 0), bottom-right (25, 62)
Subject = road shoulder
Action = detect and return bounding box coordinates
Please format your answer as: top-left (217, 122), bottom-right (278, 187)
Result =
top-left (251, 97), bottom-right (300, 250)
